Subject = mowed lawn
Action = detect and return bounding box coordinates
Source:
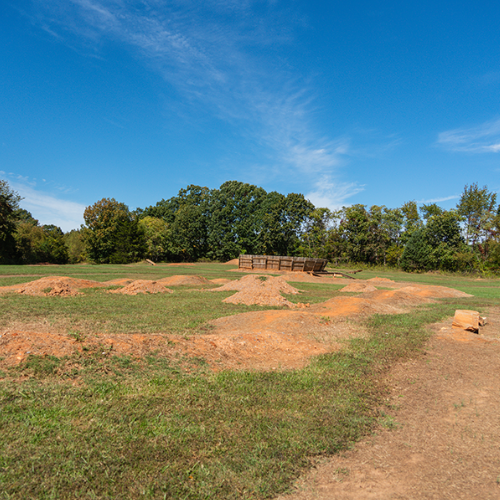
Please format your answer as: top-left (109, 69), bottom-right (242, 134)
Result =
top-left (0, 263), bottom-right (499, 499)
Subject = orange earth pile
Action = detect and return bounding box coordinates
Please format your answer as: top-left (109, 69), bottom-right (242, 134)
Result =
top-left (340, 283), bottom-right (378, 293)
top-left (158, 275), bottom-right (210, 286)
top-left (367, 277), bottom-right (396, 283)
top-left (108, 280), bottom-right (173, 295)
top-left (0, 275), bottom-right (476, 371)
top-left (214, 275), bottom-right (300, 307)
top-left (0, 276), bottom-right (108, 297)
top-left (224, 258), bottom-right (239, 265)
top-left (215, 274), bottom-right (299, 294)
top-left (397, 285), bottom-right (471, 298)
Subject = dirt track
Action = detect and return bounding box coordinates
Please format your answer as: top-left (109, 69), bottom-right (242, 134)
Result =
top-left (0, 275), bottom-right (473, 370)
top-left (279, 310), bottom-right (500, 500)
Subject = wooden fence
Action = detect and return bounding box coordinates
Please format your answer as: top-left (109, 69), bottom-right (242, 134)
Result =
top-left (238, 255), bottom-right (328, 273)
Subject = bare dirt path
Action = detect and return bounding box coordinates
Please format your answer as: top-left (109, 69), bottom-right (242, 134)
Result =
top-left (279, 310), bottom-right (500, 500)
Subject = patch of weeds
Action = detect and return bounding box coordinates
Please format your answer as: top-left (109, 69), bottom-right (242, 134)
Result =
top-left (0, 370), bottom-right (7, 378)
top-left (191, 356), bottom-right (208, 366)
top-left (42, 287), bottom-right (52, 294)
top-left (20, 355), bottom-right (62, 378)
top-left (68, 330), bottom-right (84, 342)
top-left (258, 275), bottom-right (268, 282)
top-left (111, 355), bottom-right (134, 369)
top-left (320, 315), bottom-right (331, 324)
top-left (334, 467), bottom-right (350, 481)
top-left (379, 412), bottom-right (400, 430)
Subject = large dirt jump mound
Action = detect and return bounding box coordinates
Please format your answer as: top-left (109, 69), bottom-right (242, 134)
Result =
top-left (314, 289), bottom-right (436, 318)
top-left (398, 285), bottom-right (472, 298)
top-left (109, 280), bottom-right (173, 295)
top-left (0, 276), bottom-right (108, 297)
top-left (214, 275), bottom-right (300, 307)
top-left (367, 277), bottom-right (396, 283)
top-left (340, 283), bottom-right (378, 293)
top-left (157, 275), bottom-right (210, 286)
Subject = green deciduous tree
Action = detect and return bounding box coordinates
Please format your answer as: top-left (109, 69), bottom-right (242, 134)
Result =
top-left (457, 183), bottom-right (498, 259)
top-left (259, 192), bottom-right (314, 256)
top-left (83, 198), bottom-right (145, 263)
top-left (0, 180), bottom-right (22, 263)
top-left (207, 181), bottom-right (268, 261)
top-left (400, 200), bottom-right (423, 244)
top-left (138, 216), bottom-right (170, 262)
top-left (64, 229), bottom-right (86, 263)
top-left (400, 229), bottom-right (432, 272)
top-left (14, 223), bottom-right (68, 264)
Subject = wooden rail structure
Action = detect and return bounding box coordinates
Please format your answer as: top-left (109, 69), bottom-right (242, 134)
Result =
top-left (238, 254), bottom-right (328, 273)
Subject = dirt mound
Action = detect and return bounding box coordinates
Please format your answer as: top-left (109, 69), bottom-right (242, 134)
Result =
top-left (224, 258), bottom-right (239, 265)
top-left (367, 277), bottom-right (395, 283)
top-left (340, 283), bottom-right (378, 293)
top-left (314, 296), bottom-right (404, 317)
top-left (0, 327), bottom-right (335, 371)
top-left (224, 289), bottom-right (295, 307)
top-left (213, 275), bottom-right (300, 307)
top-left (0, 276), bottom-right (107, 297)
top-left (109, 280), bottom-right (173, 295)
top-left (315, 290), bottom-right (434, 318)
top-left (360, 289), bottom-right (434, 308)
top-left (215, 275), bottom-right (300, 294)
top-left (158, 275), bottom-right (210, 286)
top-left (398, 285), bottom-right (472, 298)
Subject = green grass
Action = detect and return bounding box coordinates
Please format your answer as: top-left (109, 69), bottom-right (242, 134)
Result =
top-left (286, 282), bottom-right (345, 304)
top-left (0, 287), bottom-right (285, 335)
top-left (0, 302), bottom-right (465, 499)
top-left (1, 263), bottom-right (499, 498)
top-left (0, 262), bottom-right (238, 285)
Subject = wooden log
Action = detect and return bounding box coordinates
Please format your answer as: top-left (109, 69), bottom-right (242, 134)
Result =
top-left (452, 310), bottom-right (485, 332)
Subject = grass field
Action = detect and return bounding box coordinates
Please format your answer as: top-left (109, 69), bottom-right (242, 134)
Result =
top-left (0, 263), bottom-right (498, 499)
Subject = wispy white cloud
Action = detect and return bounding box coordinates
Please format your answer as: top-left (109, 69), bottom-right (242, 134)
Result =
top-left (305, 175), bottom-right (364, 210)
top-left (417, 195), bottom-right (459, 204)
top-left (25, 1), bottom-right (378, 200)
top-left (437, 119), bottom-right (500, 153)
top-left (8, 180), bottom-right (85, 232)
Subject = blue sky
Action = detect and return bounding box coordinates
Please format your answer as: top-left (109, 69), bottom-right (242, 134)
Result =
top-left (1, 0), bottom-right (499, 231)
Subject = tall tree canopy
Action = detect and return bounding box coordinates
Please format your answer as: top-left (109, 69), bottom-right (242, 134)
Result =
top-left (83, 198), bottom-right (145, 264)
top-left (0, 180), bottom-right (22, 263)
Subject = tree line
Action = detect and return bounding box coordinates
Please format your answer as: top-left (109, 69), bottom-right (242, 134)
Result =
top-left (1, 178), bottom-right (499, 273)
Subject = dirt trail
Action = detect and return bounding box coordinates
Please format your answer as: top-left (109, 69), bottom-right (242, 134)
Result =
top-left (279, 309), bottom-right (500, 500)
top-left (0, 278), bottom-right (475, 370)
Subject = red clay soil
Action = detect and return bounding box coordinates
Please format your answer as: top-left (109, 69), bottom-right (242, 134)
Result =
top-left (0, 277), bottom-right (479, 373)
top-left (214, 275), bottom-right (300, 294)
top-left (213, 275), bottom-right (301, 307)
top-left (224, 258), bottom-right (239, 265)
top-left (278, 310), bottom-right (500, 500)
top-left (108, 280), bottom-right (173, 295)
top-left (158, 275), bottom-right (210, 286)
top-left (398, 285), bottom-right (472, 298)
top-left (0, 276), bottom-right (108, 297)
top-left (340, 283), bottom-right (378, 293)
top-left (366, 277), bottom-right (396, 283)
